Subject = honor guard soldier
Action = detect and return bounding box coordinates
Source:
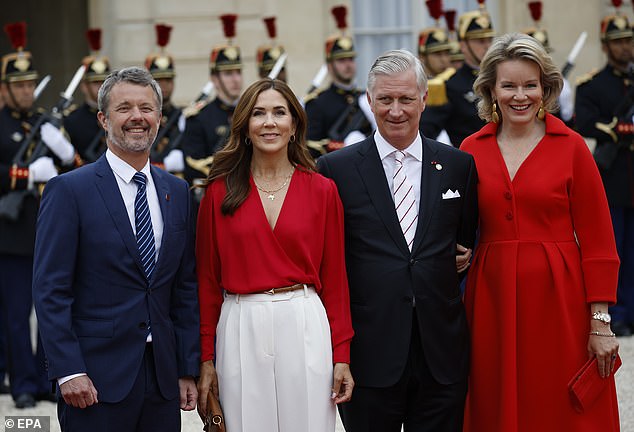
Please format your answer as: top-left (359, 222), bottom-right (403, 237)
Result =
top-left (0, 22), bottom-right (59, 408)
top-left (257, 17), bottom-right (287, 82)
top-left (182, 14), bottom-right (243, 187)
top-left (575, 3), bottom-right (634, 336)
top-left (305, 5), bottom-right (373, 157)
top-left (64, 28), bottom-right (111, 164)
top-left (522, 1), bottom-right (574, 123)
top-left (420, 1), bottom-right (495, 146)
top-left (444, 10), bottom-right (464, 70)
top-left (145, 23), bottom-right (185, 175)
top-left (419, 0), bottom-right (452, 78)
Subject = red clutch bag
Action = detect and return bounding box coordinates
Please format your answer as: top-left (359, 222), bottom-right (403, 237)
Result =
top-left (568, 354), bottom-right (622, 413)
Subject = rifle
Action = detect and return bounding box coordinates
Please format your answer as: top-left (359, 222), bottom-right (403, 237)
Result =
top-left (0, 66), bottom-right (85, 221)
top-left (303, 64), bottom-right (328, 103)
top-left (150, 107), bottom-right (184, 163)
top-left (327, 93), bottom-right (370, 144)
top-left (561, 32), bottom-right (587, 79)
top-left (33, 75), bottom-right (51, 102)
top-left (267, 52), bottom-right (288, 80)
top-left (82, 129), bottom-right (106, 163)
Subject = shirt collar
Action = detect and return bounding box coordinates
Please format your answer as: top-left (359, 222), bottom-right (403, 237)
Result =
top-left (374, 129), bottom-right (423, 162)
top-left (106, 149), bottom-right (151, 184)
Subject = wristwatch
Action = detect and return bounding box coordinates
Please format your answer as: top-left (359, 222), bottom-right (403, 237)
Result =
top-left (591, 311), bottom-right (611, 324)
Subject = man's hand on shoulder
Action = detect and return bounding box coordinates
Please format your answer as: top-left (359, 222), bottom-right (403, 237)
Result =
top-left (60, 375), bottom-right (98, 409)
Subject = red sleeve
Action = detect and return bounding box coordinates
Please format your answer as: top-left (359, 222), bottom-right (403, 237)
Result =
top-left (569, 135), bottom-right (620, 303)
top-left (318, 179), bottom-right (354, 363)
top-left (196, 183), bottom-right (223, 361)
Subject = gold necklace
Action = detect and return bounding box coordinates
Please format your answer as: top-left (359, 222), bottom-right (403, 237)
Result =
top-left (253, 169), bottom-right (294, 200)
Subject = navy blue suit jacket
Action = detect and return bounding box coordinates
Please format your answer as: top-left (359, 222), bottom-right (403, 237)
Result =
top-left (33, 155), bottom-right (200, 403)
top-left (318, 136), bottom-right (478, 387)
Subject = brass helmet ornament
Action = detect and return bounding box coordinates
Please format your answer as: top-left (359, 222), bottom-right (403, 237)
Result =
top-left (82, 28), bottom-right (111, 82)
top-left (256, 17), bottom-right (285, 77)
top-left (145, 23), bottom-right (176, 79)
top-left (325, 5), bottom-right (356, 61)
top-left (209, 14), bottom-right (242, 74)
top-left (523, 1), bottom-right (553, 52)
top-left (1, 21), bottom-right (39, 83)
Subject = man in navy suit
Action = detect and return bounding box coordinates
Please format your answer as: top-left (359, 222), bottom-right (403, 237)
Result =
top-left (33, 67), bottom-right (200, 432)
top-left (318, 49), bottom-right (478, 431)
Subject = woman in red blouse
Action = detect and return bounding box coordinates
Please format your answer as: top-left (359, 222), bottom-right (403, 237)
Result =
top-left (195, 78), bottom-right (354, 431)
top-left (461, 33), bottom-right (620, 431)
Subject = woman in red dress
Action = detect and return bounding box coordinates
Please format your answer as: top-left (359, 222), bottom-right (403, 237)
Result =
top-left (461, 33), bottom-right (621, 431)
top-left (195, 78), bottom-right (354, 431)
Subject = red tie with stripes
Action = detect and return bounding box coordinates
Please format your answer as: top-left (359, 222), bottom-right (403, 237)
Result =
top-left (393, 150), bottom-right (418, 250)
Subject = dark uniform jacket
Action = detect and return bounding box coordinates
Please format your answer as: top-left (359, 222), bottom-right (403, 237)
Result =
top-left (420, 63), bottom-right (486, 147)
top-left (575, 64), bottom-right (634, 207)
top-left (64, 103), bottom-right (104, 163)
top-left (150, 103), bottom-right (183, 167)
top-left (181, 97), bottom-right (233, 185)
top-left (305, 83), bottom-right (372, 158)
top-left (0, 106), bottom-right (43, 256)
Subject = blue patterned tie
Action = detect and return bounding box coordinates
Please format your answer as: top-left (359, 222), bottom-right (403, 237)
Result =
top-left (133, 172), bottom-right (156, 280)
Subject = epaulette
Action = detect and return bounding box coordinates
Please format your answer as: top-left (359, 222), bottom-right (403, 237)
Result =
top-left (63, 103), bottom-right (78, 117)
top-left (427, 67), bottom-right (456, 107)
top-left (575, 69), bottom-right (598, 86)
top-left (183, 99), bottom-right (210, 118)
top-left (36, 107), bottom-right (47, 114)
top-left (303, 87), bottom-right (325, 105)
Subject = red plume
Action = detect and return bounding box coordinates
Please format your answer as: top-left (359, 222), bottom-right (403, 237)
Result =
top-left (612, 0), bottom-right (622, 9)
top-left (85, 28), bottom-right (102, 52)
top-left (477, 0), bottom-right (486, 8)
top-left (528, 2), bottom-right (542, 22)
top-left (220, 14), bottom-right (237, 39)
top-left (425, 0), bottom-right (444, 21)
top-left (444, 9), bottom-right (457, 32)
top-left (263, 17), bottom-right (277, 39)
top-left (155, 23), bottom-right (172, 48)
top-left (331, 5), bottom-right (348, 30)
top-left (4, 22), bottom-right (27, 50)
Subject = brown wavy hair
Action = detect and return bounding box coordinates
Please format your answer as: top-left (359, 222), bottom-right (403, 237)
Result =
top-left (203, 78), bottom-right (316, 215)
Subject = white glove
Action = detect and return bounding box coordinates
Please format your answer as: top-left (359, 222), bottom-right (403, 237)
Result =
top-left (177, 113), bottom-right (186, 132)
top-left (163, 149), bottom-right (185, 172)
top-left (40, 122), bottom-right (76, 165)
top-left (558, 78), bottom-right (574, 122)
top-left (344, 130), bottom-right (366, 146)
top-left (28, 156), bottom-right (58, 188)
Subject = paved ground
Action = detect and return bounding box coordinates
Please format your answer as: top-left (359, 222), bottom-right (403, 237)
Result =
top-left (2, 335), bottom-right (633, 431)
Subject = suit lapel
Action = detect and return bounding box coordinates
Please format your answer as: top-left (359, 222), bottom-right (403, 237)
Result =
top-left (411, 137), bottom-right (442, 253)
top-left (150, 165), bottom-right (170, 284)
top-left (94, 155), bottom-right (146, 276)
top-left (356, 138), bottom-right (410, 256)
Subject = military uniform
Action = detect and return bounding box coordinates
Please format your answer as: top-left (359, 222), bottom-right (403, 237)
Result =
top-left (182, 14), bottom-right (241, 187)
top-left (64, 28), bottom-right (110, 163)
top-left (145, 24), bottom-right (185, 171)
top-left (419, 9), bottom-right (494, 147)
top-left (305, 5), bottom-right (372, 158)
top-left (305, 84), bottom-right (371, 157)
top-left (0, 22), bottom-right (53, 408)
top-left (575, 14), bottom-right (634, 335)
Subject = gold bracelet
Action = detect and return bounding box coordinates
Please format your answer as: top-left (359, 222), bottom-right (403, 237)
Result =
top-left (588, 331), bottom-right (616, 337)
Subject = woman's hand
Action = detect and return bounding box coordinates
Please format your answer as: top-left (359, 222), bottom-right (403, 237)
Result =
top-left (197, 360), bottom-right (219, 422)
top-left (332, 363), bottom-right (354, 404)
top-left (456, 244), bottom-right (472, 273)
top-left (588, 334), bottom-right (619, 378)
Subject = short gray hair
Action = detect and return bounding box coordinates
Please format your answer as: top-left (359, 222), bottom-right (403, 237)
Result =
top-left (97, 67), bottom-right (163, 115)
top-left (367, 49), bottom-right (427, 97)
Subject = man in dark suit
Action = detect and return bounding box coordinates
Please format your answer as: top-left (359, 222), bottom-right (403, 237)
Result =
top-left (318, 49), bottom-right (478, 431)
top-left (33, 67), bottom-right (200, 432)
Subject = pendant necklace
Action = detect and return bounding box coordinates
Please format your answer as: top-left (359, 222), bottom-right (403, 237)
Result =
top-left (253, 169), bottom-right (294, 200)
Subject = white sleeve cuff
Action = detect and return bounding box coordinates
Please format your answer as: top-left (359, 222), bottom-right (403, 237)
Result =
top-left (58, 372), bottom-right (87, 386)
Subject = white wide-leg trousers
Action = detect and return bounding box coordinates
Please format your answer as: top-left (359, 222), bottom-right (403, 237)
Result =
top-left (216, 286), bottom-right (335, 432)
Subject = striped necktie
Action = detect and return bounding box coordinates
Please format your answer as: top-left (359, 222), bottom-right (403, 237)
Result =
top-left (133, 172), bottom-right (156, 280)
top-left (393, 150), bottom-right (418, 251)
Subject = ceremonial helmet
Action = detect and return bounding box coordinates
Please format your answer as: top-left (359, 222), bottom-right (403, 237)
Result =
top-left (418, 28), bottom-right (452, 56)
top-left (256, 17), bottom-right (285, 77)
top-left (82, 28), bottom-right (111, 82)
top-left (522, 1), bottom-right (553, 52)
top-left (209, 14), bottom-right (242, 74)
top-left (145, 23), bottom-right (175, 79)
top-left (1, 22), bottom-right (39, 83)
top-left (457, 0), bottom-right (495, 41)
top-left (325, 5), bottom-right (356, 61)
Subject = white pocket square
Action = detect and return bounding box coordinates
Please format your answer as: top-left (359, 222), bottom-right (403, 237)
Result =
top-left (442, 189), bottom-right (461, 199)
